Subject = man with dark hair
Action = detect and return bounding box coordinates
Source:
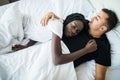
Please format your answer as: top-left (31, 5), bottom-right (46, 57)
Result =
top-left (102, 8), bottom-right (118, 31)
top-left (41, 8), bottom-right (118, 80)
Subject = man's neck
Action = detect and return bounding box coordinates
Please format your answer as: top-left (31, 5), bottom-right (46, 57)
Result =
top-left (88, 29), bottom-right (102, 38)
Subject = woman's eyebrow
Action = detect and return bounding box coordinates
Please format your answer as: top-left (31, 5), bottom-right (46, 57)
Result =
top-left (74, 22), bottom-right (79, 27)
top-left (72, 22), bottom-right (77, 27)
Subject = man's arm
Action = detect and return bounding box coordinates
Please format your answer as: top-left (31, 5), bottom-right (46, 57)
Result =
top-left (95, 63), bottom-right (107, 80)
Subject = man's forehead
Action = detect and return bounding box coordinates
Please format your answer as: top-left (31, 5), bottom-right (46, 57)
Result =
top-left (96, 11), bottom-right (109, 18)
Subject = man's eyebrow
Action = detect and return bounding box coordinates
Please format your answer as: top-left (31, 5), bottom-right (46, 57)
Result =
top-left (97, 15), bottom-right (101, 19)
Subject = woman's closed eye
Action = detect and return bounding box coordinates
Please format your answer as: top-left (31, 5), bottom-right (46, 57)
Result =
top-left (72, 25), bottom-right (76, 29)
top-left (73, 26), bottom-right (81, 34)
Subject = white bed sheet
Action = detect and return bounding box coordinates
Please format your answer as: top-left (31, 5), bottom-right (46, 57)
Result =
top-left (0, 1), bottom-right (77, 80)
top-left (0, 2), bottom-right (25, 54)
top-left (0, 0), bottom-right (120, 80)
top-left (0, 41), bottom-right (77, 80)
top-left (0, 2), bottom-right (17, 19)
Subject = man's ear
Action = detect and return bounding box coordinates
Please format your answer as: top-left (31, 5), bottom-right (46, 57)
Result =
top-left (99, 26), bottom-right (107, 32)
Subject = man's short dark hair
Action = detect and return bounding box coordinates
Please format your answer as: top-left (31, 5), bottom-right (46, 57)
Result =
top-left (102, 8), bottom-right (119, 31)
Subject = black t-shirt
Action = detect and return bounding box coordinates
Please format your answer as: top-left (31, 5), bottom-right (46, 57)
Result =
top-left (62, 21), bottom-right (111, 67)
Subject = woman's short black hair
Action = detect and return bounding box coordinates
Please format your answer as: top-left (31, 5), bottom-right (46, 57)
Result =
top-left (63, 13), bottom-right (86, 27)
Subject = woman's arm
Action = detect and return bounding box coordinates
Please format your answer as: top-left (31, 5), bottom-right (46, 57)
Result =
top-left (95, 64), bottom-right (107, 80)
top-left (51, 33), bottom-right (97, 65)
top-left (12, 39), bottom-right (37, 51)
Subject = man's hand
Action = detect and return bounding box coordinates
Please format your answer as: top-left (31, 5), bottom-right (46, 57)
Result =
top-left (84, 39), bottom-right (97, 53)
top-left (40, 12), bottom-right (59, 26)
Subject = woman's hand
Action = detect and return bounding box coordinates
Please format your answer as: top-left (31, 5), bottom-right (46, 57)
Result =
top-left (12, 45), bottom-right (27, 51)
top-left (40, 12), bottom-right (59, 26)
top-left (84, 39), bottom-right (97, 53)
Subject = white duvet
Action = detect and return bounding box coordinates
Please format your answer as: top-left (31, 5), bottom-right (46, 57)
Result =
top-left (0, 41), bottom-right (76, 80)
top-left (0, 2), bottom-right (77, 80)
top-left (0, 3), bottom-right (24, 54)
top-left (0, 4), bottom-right (76, 80)
top-left (0, 0), bottom-right (120, 80)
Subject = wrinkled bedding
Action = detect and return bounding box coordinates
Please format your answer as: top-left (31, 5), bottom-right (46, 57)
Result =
top-left (0, 0), bottom-right (120, 80)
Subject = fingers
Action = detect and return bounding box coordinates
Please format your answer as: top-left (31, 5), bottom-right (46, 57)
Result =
top-left (40, 16), bottom-right (45, 26)
top-left (88, 39), bottom-right (97, 47)
top-left (40, 12), bottom-right (56, 26)
top-left (40, 15), bottom-right (49, 26)
top-left (51, 15), bottom-right (55, 20)
top-left (12, 45), bottom-right (20, 51)
top-left (85, 39), bottom-right (98, 53)
top-left (40, 12), bottom-right (52, 26)
top-left (88, 39), bottom-right (94, 44)
top-left (12, 45), bottom-right (26, 51)
top-left (12, 46), bottom-right (19, 51)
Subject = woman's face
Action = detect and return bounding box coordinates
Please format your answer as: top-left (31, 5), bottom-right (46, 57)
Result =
top-left (64, 20), bottom-right (84, 37)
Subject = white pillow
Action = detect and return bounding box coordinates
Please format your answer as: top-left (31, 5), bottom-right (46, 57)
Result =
top-left (106, 30), bottom-right (120, 80)
top-left (106, 30), bottom-right (120, 69)
top-left (52, 0), bottom-right (95, 20)
top-left (0, 3), bottom-right (24, 54)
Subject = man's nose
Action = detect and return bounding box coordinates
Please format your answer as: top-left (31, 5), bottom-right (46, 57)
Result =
top-left (92, 17), bottom-right (95, 20)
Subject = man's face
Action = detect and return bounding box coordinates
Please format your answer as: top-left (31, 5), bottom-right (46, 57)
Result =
top-left (89, 11), bottom-right (109, 31)
top-left (64, 20), bottom-right (84, 37)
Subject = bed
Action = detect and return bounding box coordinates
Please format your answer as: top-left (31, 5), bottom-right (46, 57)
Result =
top-left (0, 0), bottom-right (120, 80)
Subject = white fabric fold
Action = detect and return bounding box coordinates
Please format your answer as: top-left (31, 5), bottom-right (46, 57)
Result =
top-left (0, 3), bottom-right (24, 54)
top-left (26, 19), bottom-right (63, 42)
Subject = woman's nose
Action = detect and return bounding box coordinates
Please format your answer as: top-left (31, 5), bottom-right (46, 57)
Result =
top-left (72, 29), bottom-right (77, 35)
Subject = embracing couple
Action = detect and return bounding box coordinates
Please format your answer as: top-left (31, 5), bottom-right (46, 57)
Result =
top-left (12, 8), bottom-right (118, 80)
